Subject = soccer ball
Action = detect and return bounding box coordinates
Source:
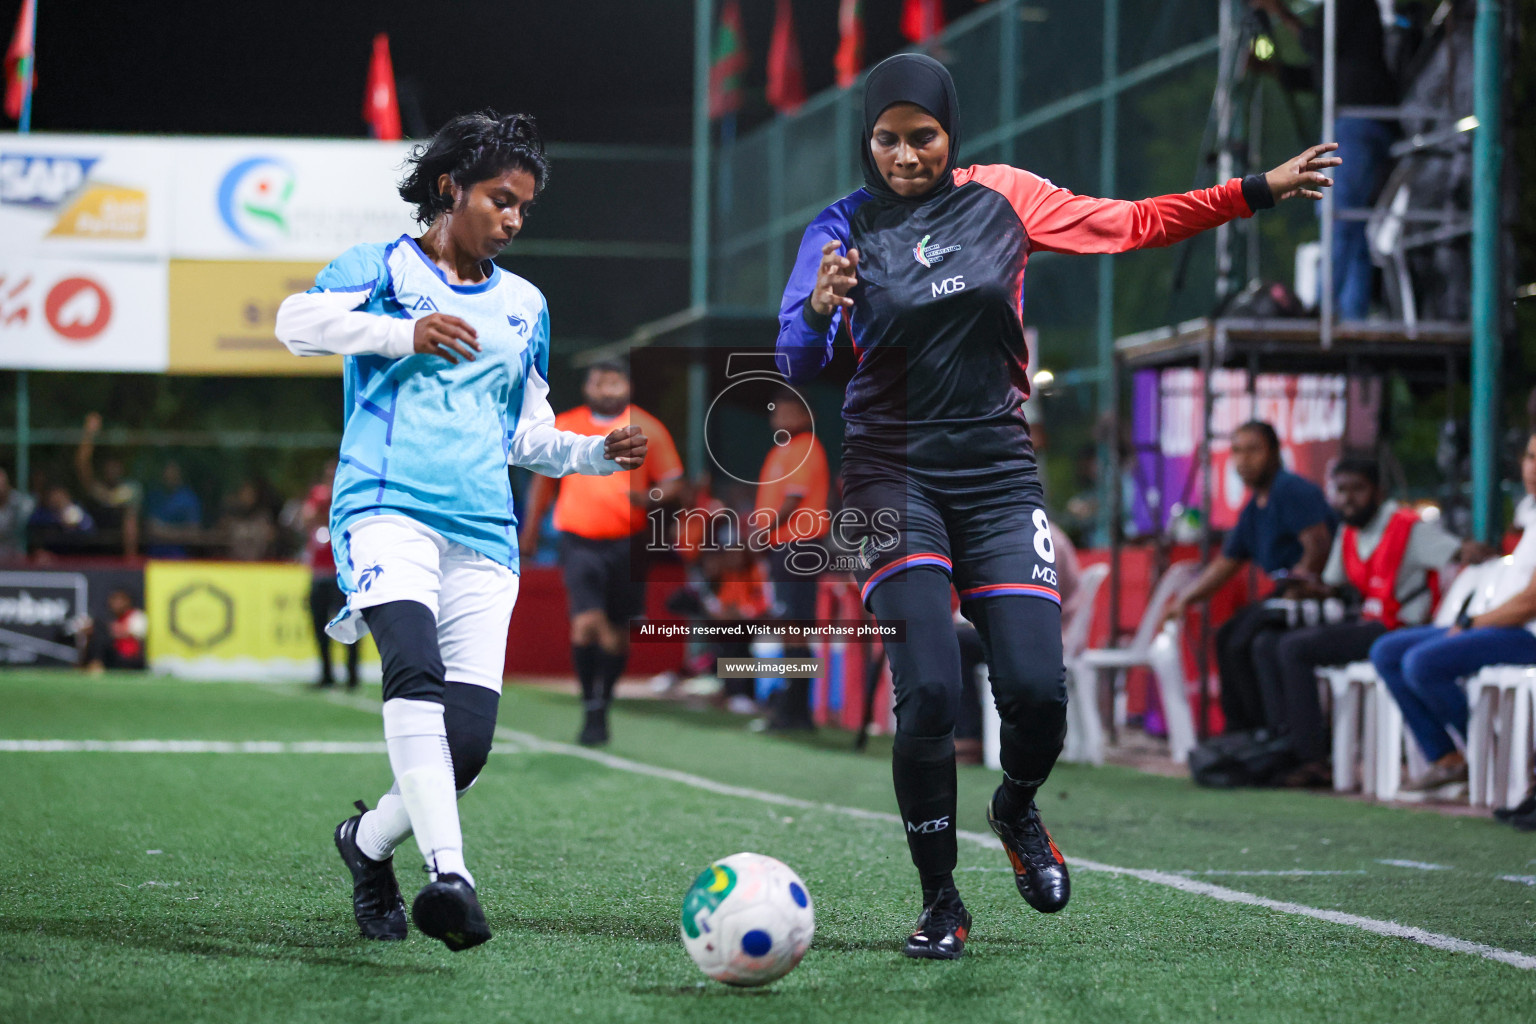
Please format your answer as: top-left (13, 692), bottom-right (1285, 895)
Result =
top-left (680, 852), bottom-right (814, 986)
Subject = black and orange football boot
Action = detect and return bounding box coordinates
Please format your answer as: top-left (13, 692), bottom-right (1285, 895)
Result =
top-left (902, 897), bottom-right (972, 960)
top-left (987, 789), bottom-right (1070, 913)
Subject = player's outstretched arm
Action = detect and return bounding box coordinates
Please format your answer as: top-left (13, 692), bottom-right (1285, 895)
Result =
top-left (971, 142), bottom-right (1339, 256)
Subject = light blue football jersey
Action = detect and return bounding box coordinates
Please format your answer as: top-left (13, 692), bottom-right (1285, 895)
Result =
top-left (309, 235), bottom-right (549, 584)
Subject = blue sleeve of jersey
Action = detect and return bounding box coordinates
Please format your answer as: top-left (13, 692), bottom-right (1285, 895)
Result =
top-left (776, 200), bottom-right (855, 385)
top-left (308, 243), bottom-right (389, 296)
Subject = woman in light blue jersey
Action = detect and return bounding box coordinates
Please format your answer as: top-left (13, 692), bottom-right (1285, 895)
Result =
top-left (276, 111), bottom-right (648, 952)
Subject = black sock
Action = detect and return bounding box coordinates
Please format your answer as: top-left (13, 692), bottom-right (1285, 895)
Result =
top-left (892, 730), bottom-right (958, 908)
top-left (993, 773), bottom-right (1043, 821)
top-left (573, 644), bottom-right (602, 709)
top-left (596, 648), bottom-right (628, 705)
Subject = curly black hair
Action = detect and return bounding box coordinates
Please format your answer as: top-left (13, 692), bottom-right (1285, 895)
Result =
top-left (398, 110), bottom-right (550, 225)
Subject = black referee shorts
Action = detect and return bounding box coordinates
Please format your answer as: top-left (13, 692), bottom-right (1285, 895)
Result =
top-left (559, 533), bottom-right (649, 624)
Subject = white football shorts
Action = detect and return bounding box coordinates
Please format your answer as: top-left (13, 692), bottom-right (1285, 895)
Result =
top-left (326, 515), bottom-right (519, 693)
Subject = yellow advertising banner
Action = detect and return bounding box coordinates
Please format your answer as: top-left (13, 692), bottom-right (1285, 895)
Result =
top-left (167, 259), bottom-right (340, 375)
top-left (146, 560), bottom-right (377, 681)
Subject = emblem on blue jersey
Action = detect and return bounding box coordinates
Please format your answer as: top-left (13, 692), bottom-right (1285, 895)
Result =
top-left (357, 565), bottom-right (385, 591)
top-left (412, 296), bottom-right (439, 312)
top-left (506, 314), bottom-right (528, 337)
top-left (912, 234), bottom-right (962, 269)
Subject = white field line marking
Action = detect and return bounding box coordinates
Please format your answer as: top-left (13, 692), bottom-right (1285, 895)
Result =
top-left (1377, 859), bottom-right (1455, 871)
top-left (315, 691), bottom-right (1536, 971)
top-left (0, 739), bottom-right (387, 754)
top-left (1499, 875), bottom-right (1536, 887)
top-left (1175, 869), bottom-right (1365, 877)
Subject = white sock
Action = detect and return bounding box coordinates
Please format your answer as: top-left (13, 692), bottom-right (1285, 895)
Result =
top-left (357, 785), bottom-right (411, 862)
top-left (357, 778), bottom-right (480, 862)
top-left (382, 698), bottom-right (472, 887)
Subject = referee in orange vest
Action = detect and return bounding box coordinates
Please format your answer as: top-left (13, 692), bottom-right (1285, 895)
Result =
top-left (752, 385), bottom-right (830, 730)
top-left (521, 359), bottom-right (684, 744)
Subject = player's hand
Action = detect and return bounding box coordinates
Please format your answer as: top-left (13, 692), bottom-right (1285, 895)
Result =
top-left (1264, 143), bottom-right (1341, 202)
top-left (604, 425), bottom-right (647, 469)
top-left (809, 240), bottom-right (860, 317)
top-left (413, 313), bottom-right (481, 364)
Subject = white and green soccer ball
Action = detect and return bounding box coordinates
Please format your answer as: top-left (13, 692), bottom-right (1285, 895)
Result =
top-left (680, 852), bottom-right (815, 986)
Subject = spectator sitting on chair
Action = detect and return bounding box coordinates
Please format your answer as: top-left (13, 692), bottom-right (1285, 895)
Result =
top-left (28, 483), bottom-right (97, 557)
top-left (1369, 431), bottom-right (1536, 802)
top-left (1266, 457), bottom-right (1493, 787)
top-left (79, 589), bottom-right (148, 672)
top-left (1166, 420), bottom-right (1335, 733)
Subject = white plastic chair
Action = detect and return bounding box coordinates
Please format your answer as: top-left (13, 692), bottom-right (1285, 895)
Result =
top-left (1074, 560), bottom-right (1201, 765)
top-left (986, 563), bottom-right (1110, 770)
top-left (1468, 665), bottom-right (1536, 809)
top-left (1322, 560), bottom-right (1497, 798)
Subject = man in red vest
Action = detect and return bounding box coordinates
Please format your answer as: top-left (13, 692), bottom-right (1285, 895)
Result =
top-left (1264, 457), bottom-right (1490, 786)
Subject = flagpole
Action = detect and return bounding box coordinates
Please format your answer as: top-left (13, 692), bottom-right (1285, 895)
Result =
top-left (16, 1), bottom-right (35, 497)
top-left (17, 0), bottom-right (34, 133)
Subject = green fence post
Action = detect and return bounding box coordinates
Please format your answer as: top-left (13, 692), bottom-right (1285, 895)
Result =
top-left (16, 371), bottom-right (29, 493)
top-left (1095, 0), bottom-right (1120, 547)
top-left (691, 0), bottom-right (712, 310)
top-left (1470, 0), bottom-right (1504, 541)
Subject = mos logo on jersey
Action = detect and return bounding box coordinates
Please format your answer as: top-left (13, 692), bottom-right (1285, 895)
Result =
top-left (912, 233), bottom-right (962, 269)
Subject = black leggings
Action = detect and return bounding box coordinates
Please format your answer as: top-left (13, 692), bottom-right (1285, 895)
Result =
top-left (870, 567), bottom-right (1067, 782)
top-left (869, 567), bottom-right (1066, 896)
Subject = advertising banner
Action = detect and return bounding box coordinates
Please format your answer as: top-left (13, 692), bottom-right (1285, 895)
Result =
top-left (0, 257), bottom-right (168, 371)
top-left (145, 561), bottom-right (378, 681)
top-left (0, 570), bottom-right (87, 666)
top-left (1131, 369), bottom-right (1381, 534)
top-left (167, 259), bottom-right (337, 374)
top-left (0, 135), bottom-right (171, 260)
top-left (171, 139), bottom-right (415, 261)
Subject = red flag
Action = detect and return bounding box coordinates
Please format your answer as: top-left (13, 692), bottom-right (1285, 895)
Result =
top-left (766, 0), bottom-right (806, 114)
top-left (834, 0), bottom-right (863, 89)
top-left (709, 0), bottom-right (748, 119)
top-left (363, 33), bottom-right (402, 140)
top-left (900, 0), bottom-right (945, 44)
top-left (4, 0), bottom-right (36, 122)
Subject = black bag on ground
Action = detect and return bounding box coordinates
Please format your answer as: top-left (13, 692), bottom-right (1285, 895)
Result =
top-left (1189, 729), bottom-right (1296, 788)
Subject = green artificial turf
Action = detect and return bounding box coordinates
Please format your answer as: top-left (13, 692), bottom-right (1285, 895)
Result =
top-left (1, 670), bottom-right (1534, 1023)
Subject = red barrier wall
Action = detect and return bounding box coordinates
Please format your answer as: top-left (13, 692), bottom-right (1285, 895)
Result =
top-left (503, 561), bottom-right (687, 679)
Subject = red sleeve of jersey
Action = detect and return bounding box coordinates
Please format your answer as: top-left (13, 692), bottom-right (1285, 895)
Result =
top-left (956, 164), bottom-right (1254, 255)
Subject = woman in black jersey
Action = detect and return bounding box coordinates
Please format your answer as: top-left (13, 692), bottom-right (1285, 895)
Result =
top-left (776, 53), bottom-right (1338, 959)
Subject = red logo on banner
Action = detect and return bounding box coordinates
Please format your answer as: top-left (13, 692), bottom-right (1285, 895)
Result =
top-left (44, 277), bottom-right (112, 341)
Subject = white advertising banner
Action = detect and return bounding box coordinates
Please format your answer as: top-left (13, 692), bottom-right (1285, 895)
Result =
top-left (171, 138), bottom-right (416, 260)
top-left (0, 134), bottom-right (172, 261)
top-left (1, 133), bottom-right (417, 263)
top-left (0, 258), bottom-right (168, 371)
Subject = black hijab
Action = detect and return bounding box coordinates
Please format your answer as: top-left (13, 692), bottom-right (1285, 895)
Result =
top-left (860, 53), bottom-right (962, 203)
